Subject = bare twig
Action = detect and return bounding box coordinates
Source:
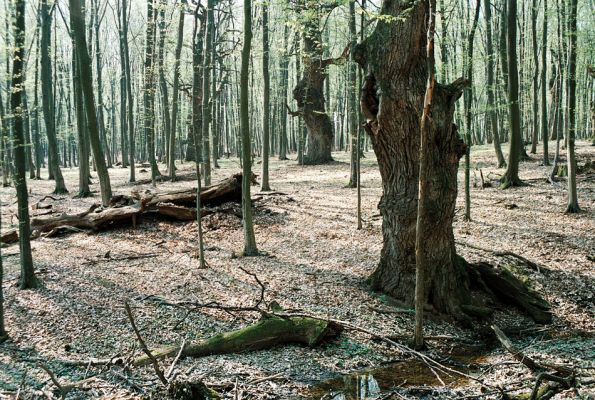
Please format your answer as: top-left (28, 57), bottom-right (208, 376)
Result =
top-left (166, 339), bottom-right (186, 380)
top-left (124, 302), bottom-right (168, 386)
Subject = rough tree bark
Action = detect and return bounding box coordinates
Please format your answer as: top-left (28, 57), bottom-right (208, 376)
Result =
top-left (291, 1), bottom-right (347, 165)
top-left (355, 0), bottom-right (470, 315)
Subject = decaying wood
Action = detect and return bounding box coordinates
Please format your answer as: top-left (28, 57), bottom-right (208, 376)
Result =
top-left (492, 325), bottom-right (539, 371)
top-left (133, 316), bottom-right (342, 366)
top-left (470, 262), bottom-right (552, 324)
top-left (4, 173), bottom-right (255, 243)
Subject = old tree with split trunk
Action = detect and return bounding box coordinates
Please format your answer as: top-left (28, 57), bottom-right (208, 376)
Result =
top-left (355, 0), bottom-right (472, 315)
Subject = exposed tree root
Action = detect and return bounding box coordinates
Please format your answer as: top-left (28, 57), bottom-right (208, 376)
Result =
top-left (469, 262), bottom-right (552, 324)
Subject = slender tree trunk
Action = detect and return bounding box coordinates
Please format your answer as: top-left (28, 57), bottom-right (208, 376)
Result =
top-left (41, 0), bottom-right (67, 193)
top-left (201, 0), bottom-right (215, 186)
top-left (156, 0), bottom-right (171, 169)
top-left (169, 0), bottom-right (186, 180)
top-left (0, 200), bottom-right (6, 341)
top-left (278, 23), bottom-right (289, 161)
top-left (530, 0), bottom-right (539, 154)
top-left (72, 37), bottom-right (91, 197)
top-left (414, 0), bottom-right (438, 349)
top-left (463, 0), bottom-right (480, 221)
top-left (117, 1), bottom-right (128, 169)
top-left (69, 0), bottom-right (112, 206)
top-left (12, 0), bottom-right (40, 289)
top-left (541, 0), bottom-right (549, 165)
top-left (347, 0), bottom-right (358, 188)
top-left (241, 0), bottom-right (257, 255)
top-left (261, 0), bottom-right (271, 191)
top-left (500, 0), bottom-right (523, 189)
top-left (93, 0), bottom-right (111, 168)
top-left (121, 0), bottom-right (135, 182)
top-left (565, 0), bottom-right (579, 213)
top-left (485, 0), bottom-right (506, 168)
top-left (144, 0), bottom-right (160, 184)
top-left (33, 23), bottom-right (42, 179)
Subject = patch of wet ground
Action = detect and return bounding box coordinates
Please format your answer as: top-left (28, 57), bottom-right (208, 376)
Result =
top-left (305, 346), bottom-right (489, 399)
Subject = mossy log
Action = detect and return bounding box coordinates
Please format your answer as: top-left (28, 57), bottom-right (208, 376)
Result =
top-left (133, 316), bottom-right (342, 366)
top-left (471, 262), bottom-right (552, 324)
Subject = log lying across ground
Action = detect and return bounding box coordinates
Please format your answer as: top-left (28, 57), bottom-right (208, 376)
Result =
top-left (1, 173), bottom-right (252, 243)
top-left (134, 316), bottom-right (342, 366)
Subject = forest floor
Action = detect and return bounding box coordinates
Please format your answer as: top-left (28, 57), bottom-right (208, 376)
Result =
top-left (0, 141), bottom-right (594, 399)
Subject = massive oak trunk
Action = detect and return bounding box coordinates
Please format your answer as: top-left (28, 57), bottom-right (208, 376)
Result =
top-left (291, 5), bottom-right (346, 165)
top-left (355, 1), bottom-right (469, 314)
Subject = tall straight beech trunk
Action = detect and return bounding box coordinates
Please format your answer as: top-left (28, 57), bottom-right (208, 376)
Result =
top-left (240, 0), bottom-right (257, 255)
top-left (12, 0), bottom-right (39, 289)
top-left (530, 0), bottom-right (539, 154)
top-left (261, 0), bottom-right (271, 191)
top-left (92, 0), bottom-right (112, 168)
top-left (189, 5), bottom-right (206, 164)
top-left (355, 0), bottom-right (469, 314)
top-left (72, 41), bottom-right (91, 197)
top-left (122, 0), bottom-right (135, 182)
top-left (117, 1), bottom-right (128, 169)
top-left (541, 0), bottom-right (549, 165)
top-left (484, 0), bottom-right (506, 168)
top-left (144, 0), bottom-right (160, 183)
top-left (565, 0), bottom-right (579, 213)
top-left (500, 0), bottom-right (523, 189)
top-left (69, 0), bottom-right (112, 206)
top-left (202, 0), bottom-right (215, 186)
top-left (169, 0), bottom-right (186, 180)
top-left (156, 1), bottom-right (171, 167)
top-left (41, 0), bottom-right (67, 193)
top-left (347, 0), bottom-right (358, 188)
top-left (463, 0), bottom-right (480, 221)
top-left (278, 22), bottom-right (289, 161)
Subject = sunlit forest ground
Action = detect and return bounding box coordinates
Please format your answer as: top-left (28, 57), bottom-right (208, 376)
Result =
top-left (0, 141), bottom-right (593, 399)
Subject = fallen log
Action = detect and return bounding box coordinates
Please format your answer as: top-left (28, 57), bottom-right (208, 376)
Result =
top-left (142, 172), bottom-right (254, 208)
top-left (7, 173), bottom-right (254, 242)
top-left (470, 262), bottom-right (552, 324)
top-left (134, 316), bottom-right (342, 366)
top-left (31, 204), bottom-right (143, 235)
